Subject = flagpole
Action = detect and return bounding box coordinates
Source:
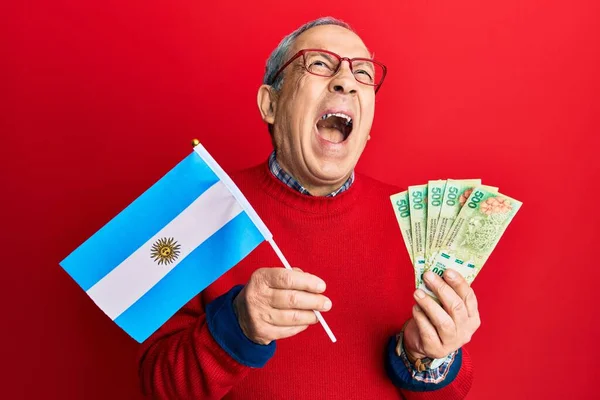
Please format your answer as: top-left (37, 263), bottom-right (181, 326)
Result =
top-left (191, 139), bottom-right (336, 343)
top-left (267, 238), bottom-right (337, 343)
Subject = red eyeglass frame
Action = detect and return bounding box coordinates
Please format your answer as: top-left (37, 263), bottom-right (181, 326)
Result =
top-left (270, 48), bottom-right (388, 93)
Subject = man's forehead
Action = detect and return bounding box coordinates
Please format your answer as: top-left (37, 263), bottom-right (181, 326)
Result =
top-left (291, 25), bottom-right (372, 58)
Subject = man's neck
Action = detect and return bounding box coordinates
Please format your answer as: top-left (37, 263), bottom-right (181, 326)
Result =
top-left (268, 151), bottom-right (354, 197)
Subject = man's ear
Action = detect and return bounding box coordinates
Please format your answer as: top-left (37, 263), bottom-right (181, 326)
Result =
top-left (257, 84), bottom-right (278, 124)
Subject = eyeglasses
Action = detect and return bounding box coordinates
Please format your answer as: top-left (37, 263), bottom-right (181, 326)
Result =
top-left (271, 48), bottom-right (387, 93)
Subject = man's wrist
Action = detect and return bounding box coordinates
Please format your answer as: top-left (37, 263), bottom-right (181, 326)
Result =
top-left (396, 320), bottom-right (449, 372)
top-left (206, 285), bottom-right (276, 368)
top-left (398, 320), bottom-right (427, 360)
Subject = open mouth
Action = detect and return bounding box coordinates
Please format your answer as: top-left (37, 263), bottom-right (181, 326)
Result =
top-left (316, 112), bottom-right (353, 144)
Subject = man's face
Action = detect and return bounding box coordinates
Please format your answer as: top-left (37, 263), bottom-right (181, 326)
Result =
top-left (266, 25), bottom-right (376, 193)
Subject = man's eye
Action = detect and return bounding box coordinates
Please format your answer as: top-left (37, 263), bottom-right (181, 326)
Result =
top-left (311, 60), bottom-right (331, 68)
top-left (355, 70), bottom-right (373, 80)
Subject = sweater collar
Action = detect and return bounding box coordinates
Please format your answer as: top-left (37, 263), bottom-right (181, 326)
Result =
top-left (256, 160), bottom-right (361, 215)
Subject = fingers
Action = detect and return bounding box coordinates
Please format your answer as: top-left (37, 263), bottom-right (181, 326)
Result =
top-left (275, 325), bottom-right (310, 340)
top-left (270, 288), bottom-right (332, 311)
top-left (409, 270), bottom-right (482, 358)
top-left (240, 267), bottom-right (329, 345)
top-left (422, 271), bottom-right (468, 324)
top-left (263, 268), bottom-right (326, 293)
top-left (414, 288), bottom-right (456, 343)
top-left (442, 269), bottom-right (479, 319)
top-left (262, 309), bottom-right (319, 327)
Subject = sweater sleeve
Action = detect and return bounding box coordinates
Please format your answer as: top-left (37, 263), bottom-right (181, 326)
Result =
top-left (137, 285), bottom-right (275, 399)
top-left (385, 337), bottom-right (474, 399)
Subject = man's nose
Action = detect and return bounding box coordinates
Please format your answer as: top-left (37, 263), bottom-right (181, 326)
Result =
top-left (328, 61), bottom-right (358, 95)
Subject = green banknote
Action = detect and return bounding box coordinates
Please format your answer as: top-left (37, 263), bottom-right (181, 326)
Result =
top-left (408, 184), bottom-right (427, 287)
top-left (425, 180), bottom-right (446, 260)
top-left (390, 191), bottom-right (413, 263)
top-left (420, 187), bottom-right (522, 296)
top-left (429, 179), bottom-right (481, 257)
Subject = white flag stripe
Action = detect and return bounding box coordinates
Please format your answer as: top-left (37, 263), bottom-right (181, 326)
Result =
top-left (87, 181), bottom-right (243, 320)
top-left (193, 144), bottom-right (272, 241)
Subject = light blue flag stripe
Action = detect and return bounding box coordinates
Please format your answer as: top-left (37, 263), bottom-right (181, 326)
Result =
top-left (114, 211), bottom-right (264, 343)
top-left (60, 152), bottom-right (219, 291)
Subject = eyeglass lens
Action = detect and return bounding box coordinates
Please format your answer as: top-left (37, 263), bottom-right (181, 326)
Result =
top-left (303, 51), bottom-right (383, 86)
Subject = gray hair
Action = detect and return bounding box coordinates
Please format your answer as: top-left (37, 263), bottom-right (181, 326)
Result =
top-left (263, 17), bottom-right (353, 91)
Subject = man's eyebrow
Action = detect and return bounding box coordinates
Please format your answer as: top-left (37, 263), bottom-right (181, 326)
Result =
top-left (318, 52), bottom-right (336, 63)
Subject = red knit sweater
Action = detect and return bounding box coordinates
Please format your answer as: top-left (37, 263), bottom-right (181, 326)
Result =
top-left (138, 162), bottom-right (474, 399)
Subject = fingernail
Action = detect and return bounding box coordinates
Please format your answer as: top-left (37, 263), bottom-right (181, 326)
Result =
top-left (323, 299), bottom-right (332, 310)
top-left (414, 290), bottom-right (425, 299)
top-left (424, 271), bottom-right (435, 282)
top-left (317, 282), bottom-right (326, 292)
top-left (445, 270), bottom-right (456, 280)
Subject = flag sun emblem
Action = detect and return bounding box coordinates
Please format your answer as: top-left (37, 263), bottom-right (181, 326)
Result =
top-left (150, 237), bottom-right (181, 265)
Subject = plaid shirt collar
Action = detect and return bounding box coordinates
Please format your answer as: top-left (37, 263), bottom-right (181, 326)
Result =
top-left (268, 151), bottom-right (354, 197)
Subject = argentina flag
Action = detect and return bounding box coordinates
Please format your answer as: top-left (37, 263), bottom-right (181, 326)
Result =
top-left (60, 142), bottom-right (272, 343)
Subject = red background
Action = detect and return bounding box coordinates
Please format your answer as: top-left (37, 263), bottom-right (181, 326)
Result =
top-left (3, 1), bottom-right (599, 399)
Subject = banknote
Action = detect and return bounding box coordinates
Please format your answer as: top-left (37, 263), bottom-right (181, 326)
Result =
top-left (408, 184), bottom-right (427, 287)
top-left (429, 179), bottom-right (481, 257)
top-left (420, 187), bottom-right (522, 297)
top-left (425, 180), bottom-right (446, 260)
top-left (390, 191), bottom-right (413, 263)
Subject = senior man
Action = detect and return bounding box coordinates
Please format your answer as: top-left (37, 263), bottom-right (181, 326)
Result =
top-left (139, 17), bottom-right (479, 399)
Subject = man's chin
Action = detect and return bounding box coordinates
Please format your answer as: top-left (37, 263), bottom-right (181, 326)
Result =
top-left (306, 162), bottom-right (353, 186)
